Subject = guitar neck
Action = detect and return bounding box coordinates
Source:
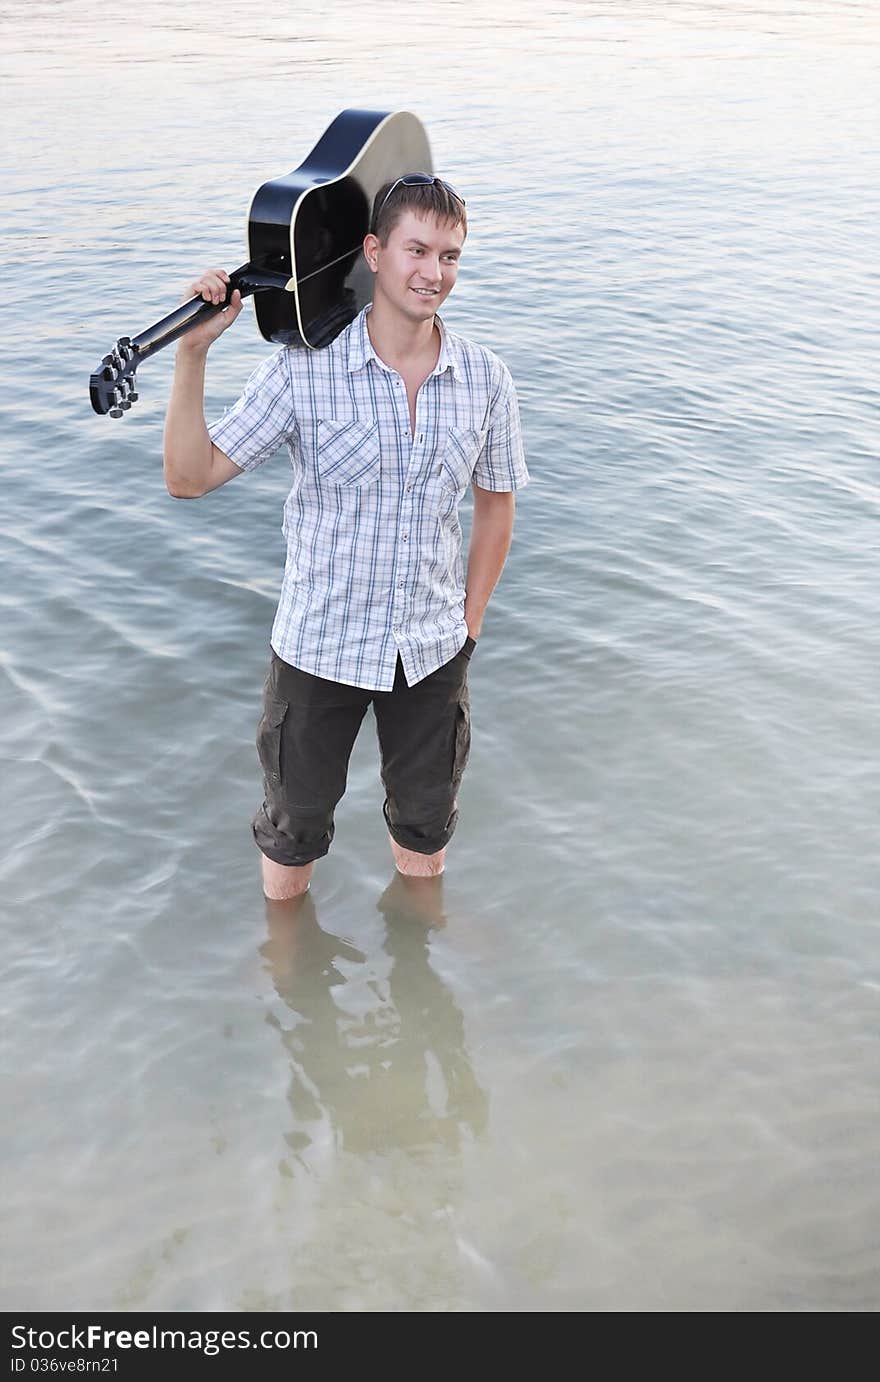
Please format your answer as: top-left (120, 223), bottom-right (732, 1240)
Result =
top-left (131, 263), bottom-right (292, 362)
top-left (90, 263), bottom-right (292, 415)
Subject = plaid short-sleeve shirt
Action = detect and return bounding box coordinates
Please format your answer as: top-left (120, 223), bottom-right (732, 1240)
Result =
top-left (207, 305), bottom-right (529, 690)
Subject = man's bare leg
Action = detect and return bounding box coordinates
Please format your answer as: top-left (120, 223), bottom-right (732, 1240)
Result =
top-left (388, 835), bottom-right (446, 877)
top-left (261, 855), bottom-right (315, 900)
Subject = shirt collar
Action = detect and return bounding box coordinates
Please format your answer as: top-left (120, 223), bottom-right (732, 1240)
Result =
top-left (347, 303), bottom-right (460, 379)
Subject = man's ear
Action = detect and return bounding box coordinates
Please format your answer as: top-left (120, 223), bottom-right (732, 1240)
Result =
top-left (363, 233), bottom-right (380, 273)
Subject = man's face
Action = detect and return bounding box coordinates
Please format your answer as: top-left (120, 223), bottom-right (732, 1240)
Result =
top-left (367, 209), bottom-right (465, 322)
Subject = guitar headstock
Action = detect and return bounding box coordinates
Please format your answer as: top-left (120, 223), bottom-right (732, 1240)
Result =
top-left (89, 336), bottom-right (140, 416)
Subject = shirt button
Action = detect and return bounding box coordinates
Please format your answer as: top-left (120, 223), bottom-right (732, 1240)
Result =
top-left (401, 534), bottom-right (408, 542)
top-left (406, 483), bottom-right (413, 491)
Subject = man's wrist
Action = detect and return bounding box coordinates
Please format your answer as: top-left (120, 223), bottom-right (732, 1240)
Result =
top-left (175, 340), bottom-right (210, 363)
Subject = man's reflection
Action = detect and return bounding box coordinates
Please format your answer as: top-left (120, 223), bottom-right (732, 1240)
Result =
top-left (260, 876), bottom-right (488, 1172)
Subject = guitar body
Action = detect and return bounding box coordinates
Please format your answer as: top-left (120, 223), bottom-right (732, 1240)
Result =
top-left (89, 109), bottom-right (432, 415)
top-left (249, 109), bottom-right (432, 348)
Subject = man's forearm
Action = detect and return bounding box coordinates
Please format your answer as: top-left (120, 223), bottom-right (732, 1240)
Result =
top-left (464, 489), bottom-right (516, 637)
top-left (163, 347), bottom-right (214, 498)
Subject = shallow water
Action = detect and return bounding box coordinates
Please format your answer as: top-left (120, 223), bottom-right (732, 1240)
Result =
top-left (1, 0), bottom-right (879, 1311)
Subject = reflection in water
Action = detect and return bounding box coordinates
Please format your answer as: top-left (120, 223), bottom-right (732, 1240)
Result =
top-left (258, 878), bottom-right (493, 1307)
top-left (260, 876), bottom-right (488, 1175)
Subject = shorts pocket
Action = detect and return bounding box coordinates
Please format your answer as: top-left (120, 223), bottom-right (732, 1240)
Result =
top-left (316, 419), bottom-right (380, 487)
top-left (460, 635), bottom-right (477, 660)
top-left (256, 696), bottom-right (288, 791)
top-left (452, 696), bottom-right (471, 786)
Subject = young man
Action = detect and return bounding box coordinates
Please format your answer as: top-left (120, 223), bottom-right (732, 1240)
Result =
top-left (163, 176), bottom-right (529, 900)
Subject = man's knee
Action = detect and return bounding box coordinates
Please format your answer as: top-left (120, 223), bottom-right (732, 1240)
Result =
top-left (389, 836), bottom-right (446, 877)
top-left (261, 854), bottom-right (314, 900)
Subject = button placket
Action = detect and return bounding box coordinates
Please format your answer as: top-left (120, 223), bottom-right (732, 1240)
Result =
top-left (395, 376), bottom-right (432, 617)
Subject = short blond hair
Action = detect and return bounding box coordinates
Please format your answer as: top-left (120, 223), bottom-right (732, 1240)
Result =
top-left (370, 178), bottom-right (467, 246)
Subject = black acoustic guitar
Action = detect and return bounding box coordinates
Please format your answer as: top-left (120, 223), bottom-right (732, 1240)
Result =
top-left (90, 108), bottom-right (432, 416)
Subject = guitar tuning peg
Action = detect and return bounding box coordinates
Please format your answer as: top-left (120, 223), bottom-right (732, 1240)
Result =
top-left (128, 387), bottom-right (139, 403)
top-left (109, 386), bottom-right (124, 418)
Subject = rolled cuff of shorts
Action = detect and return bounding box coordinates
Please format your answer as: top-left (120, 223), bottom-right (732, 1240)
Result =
top-left (383, 799), bottom-right (459, 856)
top-left (252, 804), bottom-right (334, 867)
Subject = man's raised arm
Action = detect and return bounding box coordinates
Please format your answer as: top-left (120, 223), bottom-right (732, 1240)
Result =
top-left (163, 268), bottom-right (244, 499)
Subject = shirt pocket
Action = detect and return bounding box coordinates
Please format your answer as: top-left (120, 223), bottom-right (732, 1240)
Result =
top-left (315, 419), bottom-right (381, 488)
top-left (437, 426), bottom-right (486, 497)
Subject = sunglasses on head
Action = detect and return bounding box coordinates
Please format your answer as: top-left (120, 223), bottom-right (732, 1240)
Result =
top-left (375, 172), bottom-right (466, 219)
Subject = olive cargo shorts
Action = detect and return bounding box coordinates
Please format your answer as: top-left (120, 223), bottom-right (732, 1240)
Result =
top-left (252, 640), bottom-right (475, 866)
